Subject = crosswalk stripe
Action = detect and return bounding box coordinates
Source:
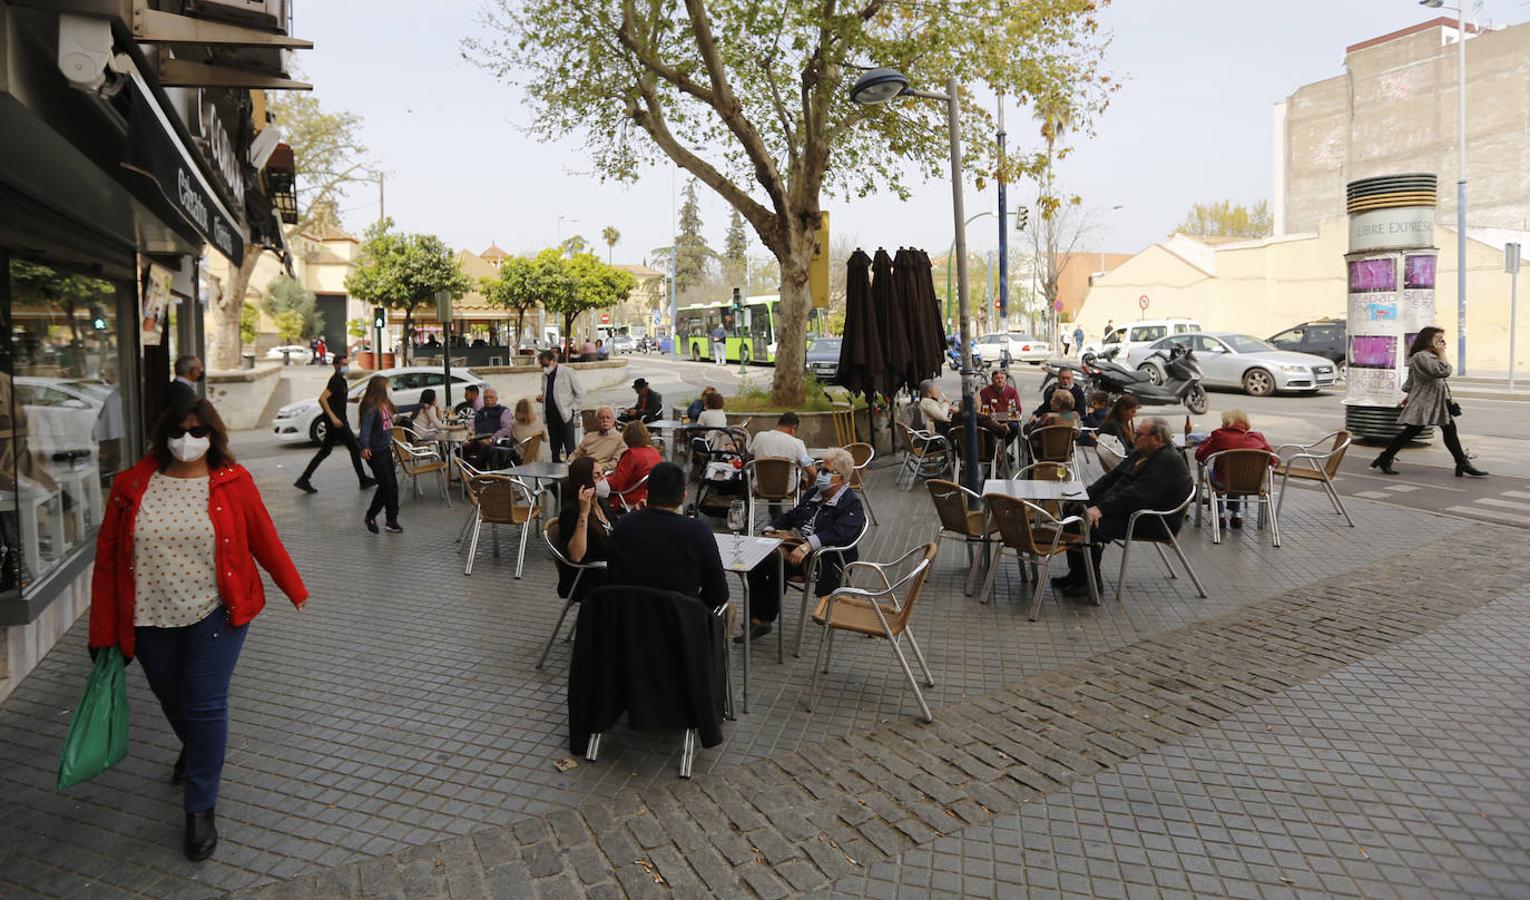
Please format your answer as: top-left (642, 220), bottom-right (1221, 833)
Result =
top-left (1502, 490), bottom-right (1530, 501)
top-left (1383, 485), bottom-right (1419, 493)
top-left (1476, 497), bottom-right (1530, 513)
top-left (1446, 505), bottom-right (1530, 526)
top-left (1355, 490), bottom-right (1390, 500)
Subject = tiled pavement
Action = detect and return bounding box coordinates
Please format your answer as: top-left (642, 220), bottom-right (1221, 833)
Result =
top-left (0, 445), bottom-right (1522, 898)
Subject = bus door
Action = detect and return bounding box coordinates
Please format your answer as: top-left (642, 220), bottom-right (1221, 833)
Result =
top-left (746, 303), bottom-right (773, 362)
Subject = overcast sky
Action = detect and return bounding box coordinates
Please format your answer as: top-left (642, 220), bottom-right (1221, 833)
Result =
top-left (293, 0), bottom-right (1519, 266)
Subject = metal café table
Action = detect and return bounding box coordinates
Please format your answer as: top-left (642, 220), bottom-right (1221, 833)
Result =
top-left (642, 419), bottom-right (688, 460)
top-left (981, 478), bottom-right (1101, 604)
top-left (502, 461), bottom-right (568, 512)
top-left (713, 532), bottom-right (783, 715)
top-left (1172, 434), bottom-right (1210, 527)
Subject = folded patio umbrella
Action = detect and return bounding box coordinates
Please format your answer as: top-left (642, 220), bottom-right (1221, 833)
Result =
top-left (909, 249), bottom-right (947, 382)
top-left (836, 249), bottom-right (885, 401)
top-left (872, 248), bottom-right (917, 398)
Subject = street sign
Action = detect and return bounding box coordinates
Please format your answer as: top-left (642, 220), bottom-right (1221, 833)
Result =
top-left (1138, 294), bottom-right (1150, 311)
top-left (1506, 242), bottom-right (1521, 273)
top-left (1053, 300), bottom-right (1064, 312)
top-left (652, 309), bottom-right (661, 325)
top-left (600, 312), bottom-right (610, 324)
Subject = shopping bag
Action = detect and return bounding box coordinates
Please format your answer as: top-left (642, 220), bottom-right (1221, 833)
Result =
top-left (56, 647), bottom-right (130, 789)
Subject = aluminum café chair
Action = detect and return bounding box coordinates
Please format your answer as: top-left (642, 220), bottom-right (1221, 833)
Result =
top-left (805, 543), bottom-right (940, 724)
top-left (1274, 430), bottom-right (1354, 527)
top-left (538, 519), bottom-right (606, 670)
top-left (896, 422), bottom-right (951, 491)
top-left (791, 515), bottom-right (871, 659)
top-left (925, 479), bottom-right (995, 596)
top-left (844, 441), bottom-right (878, 525)
top-left (462, 477), bottom-right (543, 578)
top-left (744, 457), bottom-right (799, 535)
top-left (391, 430), bottom-right (451, 506)
top-left (1112, 490), bottom-right (1207, 603)
top-left (613, 473), bottom-right (650, 513)
top-left (1202, 449), bottom-right (1281, 548)
top-left (979, 493), bottom-right (1094, 620)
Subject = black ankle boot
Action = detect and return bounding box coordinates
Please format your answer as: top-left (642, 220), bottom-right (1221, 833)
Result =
top-left (1456, 460), bottom-right (1488, 477)
top-left (171, 749), bottom-right (186, 786)
top-left (1369, 456), bottom-right (1398, 475)
top-left (185, 809), bottom-right (217, 861)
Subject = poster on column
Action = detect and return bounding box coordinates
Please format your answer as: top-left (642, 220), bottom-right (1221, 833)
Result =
top-left (1345, 254), bottom-right (1405, 406)
top-left (140, 264), bottom-right (173, 348)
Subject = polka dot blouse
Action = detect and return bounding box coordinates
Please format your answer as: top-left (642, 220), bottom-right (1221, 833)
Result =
top-left (132, 473), bottom-right (221, 629)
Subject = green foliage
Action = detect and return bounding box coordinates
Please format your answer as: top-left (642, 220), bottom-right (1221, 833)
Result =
top-left (274, 310), bottom-right (306, 344)
top-left (724, 375), bottom-right (864, 413)
top-left (240, 303), bottom-right (261, 345)
top-left (559, 234), bottom-right (590, 257)
top-left (482, 248), bottom-right (576, 341)
top-left (1175, 200), bottom-right (1273, 239)
top-left (546, 252), bottom-right (636, 336)
top-left (261, 274), bottom-right (324, 340)
top-left (675, 180), bottom-right (710, 295)
top-left (601, 225), bottom-right (621, 263)
top-left (345, 219), bottom-right (471, 363)
top-left (347, 318), bottom-right (368, 340)
top-left (723, 209), bottom-right (748, 287)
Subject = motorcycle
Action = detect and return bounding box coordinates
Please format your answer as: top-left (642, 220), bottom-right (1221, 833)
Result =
top-left (1084, 345), bottom-right (1209, 415)
top-left (945, 340), bottom-right (992, 374)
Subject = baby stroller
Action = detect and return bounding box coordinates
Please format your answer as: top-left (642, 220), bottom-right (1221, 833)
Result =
top-left (685, 425), bottom-right (752, 518)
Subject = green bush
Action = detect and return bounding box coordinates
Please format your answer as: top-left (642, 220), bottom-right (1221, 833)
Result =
top-left (721, 375), bottom-right (875, 413)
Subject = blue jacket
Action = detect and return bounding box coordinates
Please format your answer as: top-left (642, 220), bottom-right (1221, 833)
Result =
top-left (358, 406), bottom-right (393, 453)
top-left (770, 485), bottom-right (865, 596)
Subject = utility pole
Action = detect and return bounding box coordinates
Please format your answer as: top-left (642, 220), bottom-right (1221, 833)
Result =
top-left (997, 93), bottom-right (1009, 335)
top-left (376, 172), bottom-right (384, 225)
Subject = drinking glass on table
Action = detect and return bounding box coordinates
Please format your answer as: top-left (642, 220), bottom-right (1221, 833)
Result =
top-left (727, 500), bottom-right (747, 536)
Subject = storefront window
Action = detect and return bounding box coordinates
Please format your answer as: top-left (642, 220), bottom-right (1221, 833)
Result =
top-left (4, 258), bottom-right (126, 594)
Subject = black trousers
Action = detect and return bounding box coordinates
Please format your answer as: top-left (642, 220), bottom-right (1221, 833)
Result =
top-left (547, 409), bottom-right (576, 462)
top-left (365, 453), bottom-right (399, 524)
top-left (1065, 514), bottom-right (1172, 581)
top-left (300, 422), bottom-right (369, 485)
top-left (1378, 421), bottom-right (1467, 465)
top-left (746, 553), bottom-right (797, 624)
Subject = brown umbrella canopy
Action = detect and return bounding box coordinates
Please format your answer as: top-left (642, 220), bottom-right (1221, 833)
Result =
top-left (910, 249), bottom-right (947, 381)
top-left (836, 249), bottom-right (884, 400)
top-left (872, 248), bottom-right (917, 397)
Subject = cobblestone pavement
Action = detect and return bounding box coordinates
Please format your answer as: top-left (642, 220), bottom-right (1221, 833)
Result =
top-left (0, 447), bottom-right (1516, 898)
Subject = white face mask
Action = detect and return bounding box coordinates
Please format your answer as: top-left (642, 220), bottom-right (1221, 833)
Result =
top-left (169, 434), bottom-right (211, 463)
top-left (594, 479), bottom-right (611, 498)
top-left (542, 366), bottom-right (554, 375)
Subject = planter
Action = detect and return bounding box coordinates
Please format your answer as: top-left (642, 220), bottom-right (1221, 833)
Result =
top-left (381, 352), bottom-right (397, 369)
top-left (714, 405), bottom-right (884, 452)
top-left (355, 351), bottom-right (375, 370)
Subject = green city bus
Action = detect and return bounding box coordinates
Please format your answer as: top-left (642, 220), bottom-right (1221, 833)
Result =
top-left (678, 294), bottom-right (821, 364)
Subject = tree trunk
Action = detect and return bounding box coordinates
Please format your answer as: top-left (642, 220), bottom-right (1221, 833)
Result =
top-left (207, 252), bottom-right (261, 370)
top-left (515, 308), bottom-right (527, 348)
top-left (402, 305), bottom-right (414, 367)
top-left (770, 235), bottom-right (815, 408)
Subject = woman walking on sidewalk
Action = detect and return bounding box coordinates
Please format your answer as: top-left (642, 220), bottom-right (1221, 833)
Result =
top-left (1371, 327), bottom-right (1487, 477)
top-left (358, 375), bottom-right (403, 532)
top-left (89, 397), bottom-right (307, 861)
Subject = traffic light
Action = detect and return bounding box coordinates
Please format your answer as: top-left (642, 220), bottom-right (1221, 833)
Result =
top-left (730, 287), bottom-right (742, 313)
top-left (372, 306), bottom-right (386, 330)
top-left (1016, 207), bottom-right (1029, 231)
top-left (89, 306), bottom-right (107, 331)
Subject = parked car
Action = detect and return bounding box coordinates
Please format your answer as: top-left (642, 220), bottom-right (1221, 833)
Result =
top-left (976, 332), bottom-right (1051, 364)
top-left (805, 336), bottom-right (842, 383)
top-left (611, 334), bottom-right (636, 354)
top-left (265, 344), bottom-right (329, 363)
top-left (1082, 318), bottom-right (1203, 363)
top-left (1268, 319), bottom-right (1346, 372)
top-left (1125, 332), bottom-right (1337, 396)
top-left (272, 366), bottom-right (491, 445)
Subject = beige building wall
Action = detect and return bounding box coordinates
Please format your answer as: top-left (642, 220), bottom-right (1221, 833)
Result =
top-left (202, 227), bottom-right (365, 353)
top-left (1278, 18), bottom-right (1530, 237)
top-left (1077, 217), bottom-right (1528, 374)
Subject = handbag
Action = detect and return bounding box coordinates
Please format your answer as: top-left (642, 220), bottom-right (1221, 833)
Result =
top-left (57, 647), bottom-right (130, 789)
top-left (1447, 384), bottom-right (1463, 418)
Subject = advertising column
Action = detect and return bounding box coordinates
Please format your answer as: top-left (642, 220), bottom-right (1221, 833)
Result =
top-left (1343, 175), bottom-right (1438, 441)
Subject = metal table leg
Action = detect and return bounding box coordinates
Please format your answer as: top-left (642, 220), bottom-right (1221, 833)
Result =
top-left (1083, 518), bottom-right (1102, 605)
top-left (741, 572), bottom-right (750, 714)
top-left (776, 551), bottom-right (785, 665)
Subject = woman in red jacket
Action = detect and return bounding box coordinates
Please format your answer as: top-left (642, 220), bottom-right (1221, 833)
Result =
top-left (1194, 408), bottom-right (1277, 529)
top-left (89, 398), bottom-right (307, 861)
top-left (601, 420), bottom-right (663, 510)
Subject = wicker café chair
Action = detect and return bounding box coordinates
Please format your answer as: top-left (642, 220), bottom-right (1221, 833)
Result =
top-left (1274, 430), bottom-right (1354, 527)
top-left (844, 441), bottom-right (878, 525)
top-left (979, 493), bottom-right (1094, 620)
top-left (392, 430), bottom-right (450, 505)
top-left (925, 479), bottom-right (995, 596)
top-left (745, 457), bottom-right (800, 535)
top-left (1202, 448), bottom-right (1281, 547)
top-left (462, 476), bottom-right (542, 578)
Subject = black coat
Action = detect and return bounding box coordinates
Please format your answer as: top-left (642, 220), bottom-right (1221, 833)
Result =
top-left (556, 500), bottom-right (612, 601)
top-left (1087, 444), bottom-right (1193, 530)
top-left (567, 585), bottom-right (727, 753)
top-left (607, 508), bottom-right (729, 609)
top-left (626, 389), bottom-right (663, 423)
top-left (770, 486), bottom-right (865, 596)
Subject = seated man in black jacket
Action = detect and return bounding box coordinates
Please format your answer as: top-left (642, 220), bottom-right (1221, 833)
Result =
top-left (618, 378), bottom-right (664, 425)
top-left (742, 447), bottom-right (866, 643)
top-left (1056, 416), bottom-right (1193, 598)
top-left (607, 462), bottom-right (729, 609)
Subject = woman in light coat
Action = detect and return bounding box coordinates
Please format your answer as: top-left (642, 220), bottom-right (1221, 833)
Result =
top-left (1370, 327), bottom-right (1487, 477)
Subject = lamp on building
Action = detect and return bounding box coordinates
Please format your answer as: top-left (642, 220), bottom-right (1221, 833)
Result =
top-left (851, 66), bottom-right (982, 494)
top-left (1419, 0), bottom-right (1470, 372)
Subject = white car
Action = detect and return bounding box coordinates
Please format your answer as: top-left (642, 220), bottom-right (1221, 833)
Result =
top-left (976, 332), bottom-right (1051, 364)
top-left (272, 366), bottom-right (490, 445)
top-left (266, 344), bottom-right (330, 364)
top-left (14, 377), bottom-right (108, 457)
top-left (1082, 318), bottom-right (1203, 363)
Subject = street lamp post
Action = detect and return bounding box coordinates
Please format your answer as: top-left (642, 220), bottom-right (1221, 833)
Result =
top-left (946, 211), bottom-right (992, 329)
top-left (852, 68), bottom-right (981, 494)
top-left (1421, 0), bottom-right (1469, 372)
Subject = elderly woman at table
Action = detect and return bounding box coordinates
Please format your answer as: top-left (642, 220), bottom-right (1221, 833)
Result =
top-left (1194, 409), bottom-right (1277, 530)
top-left (557, 457), bottom-right (612, 600)
top-left (603, 421), bottom-right (663, 510)
top-left (510, 398), bottom-right (543, 463)
top-left (741, 447), bottom-right (866, 644)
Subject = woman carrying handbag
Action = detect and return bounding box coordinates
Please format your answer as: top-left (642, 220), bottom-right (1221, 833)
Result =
top-left (88, 397), bottom-right (307, 860)
top-left (1370, 327), bottom-right (1487, 477)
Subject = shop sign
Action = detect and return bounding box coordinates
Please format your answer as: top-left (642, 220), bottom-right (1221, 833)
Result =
top-left (124, 78), bottom-right (246, 265)
top-left (1348, 207), bottom-right (1435, 254)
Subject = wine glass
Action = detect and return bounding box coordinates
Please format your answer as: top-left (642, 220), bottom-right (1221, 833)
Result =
top-left (726, 500), bottom-right (748, 536)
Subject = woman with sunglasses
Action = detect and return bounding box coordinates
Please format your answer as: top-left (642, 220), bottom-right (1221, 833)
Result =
top-left (357, 375), bottom-right (403, 533)
top-left (1370, 326), bottom-right (1487, 477)
top-left (89, 397), bottom-right (307, 861)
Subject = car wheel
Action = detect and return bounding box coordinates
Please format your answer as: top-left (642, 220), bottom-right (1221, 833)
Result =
top-left (309, 416), bottom-right (328, 445)
top-left (1081, 351), bottom-right (1096, 367)
top-left (1242, 368), bottom-right (1275, 397)
top-left (1138, 364), bottom-right (1163, 386)
top-left (690, 343), bottom-right (702, 363)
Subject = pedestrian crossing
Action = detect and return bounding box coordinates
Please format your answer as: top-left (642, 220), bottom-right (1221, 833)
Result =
top-left (1292, 465), bottom-right (1530, 529)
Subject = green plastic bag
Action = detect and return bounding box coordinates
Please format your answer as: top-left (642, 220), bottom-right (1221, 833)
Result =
top-left (57, 647), bottom-right (130, 789)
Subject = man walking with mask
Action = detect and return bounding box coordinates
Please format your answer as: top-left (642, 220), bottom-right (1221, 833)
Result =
top-left (537, 348), bottom-right (585, 462)
top-left (294, 353), bottom-right (375, 493)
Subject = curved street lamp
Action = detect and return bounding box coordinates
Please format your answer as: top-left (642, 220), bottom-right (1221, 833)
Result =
top-left (851, 66), bottom-right (982, 494)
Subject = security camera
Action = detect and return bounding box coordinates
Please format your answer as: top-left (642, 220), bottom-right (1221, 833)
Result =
top-left (58, 14), bottom-right (113, 91)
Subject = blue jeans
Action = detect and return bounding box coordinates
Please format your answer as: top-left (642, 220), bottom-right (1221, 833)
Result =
top-left (135, 608), bottom-right (248, 812)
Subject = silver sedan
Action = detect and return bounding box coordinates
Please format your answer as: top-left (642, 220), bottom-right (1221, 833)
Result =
top-left (1125, 332), bottom-right (1337, 396)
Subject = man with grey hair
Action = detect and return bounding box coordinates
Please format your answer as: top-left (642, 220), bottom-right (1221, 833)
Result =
top-left (168, 355), bottom-right (202, 408)
top-left (1055, 415), bottom-right (1192, 598)
top-left (569, 405), bottom-right (624, 470)
top-left (742, 446), bottom-right (865, 643)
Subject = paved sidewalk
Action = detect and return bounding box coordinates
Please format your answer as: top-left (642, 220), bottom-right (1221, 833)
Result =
top-left (0, 449), bottom-right (1518, 898)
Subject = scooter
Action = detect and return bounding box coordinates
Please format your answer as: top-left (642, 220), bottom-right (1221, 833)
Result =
top-left (1088, 345), bottom-right (1209, 415)
top-left (946, 340), bottom-right (992, 374)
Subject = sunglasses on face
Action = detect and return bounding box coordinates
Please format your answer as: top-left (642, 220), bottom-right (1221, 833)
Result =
top-left (168, 425), bottom-right (212, 439)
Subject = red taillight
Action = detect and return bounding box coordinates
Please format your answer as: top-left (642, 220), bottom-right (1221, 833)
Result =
top-left (1022, 345), bottom-right (1031, 351)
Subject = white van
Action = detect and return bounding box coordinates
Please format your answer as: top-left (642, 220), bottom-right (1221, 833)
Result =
top-left (1082, 318), bottom-right (1203, 362)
